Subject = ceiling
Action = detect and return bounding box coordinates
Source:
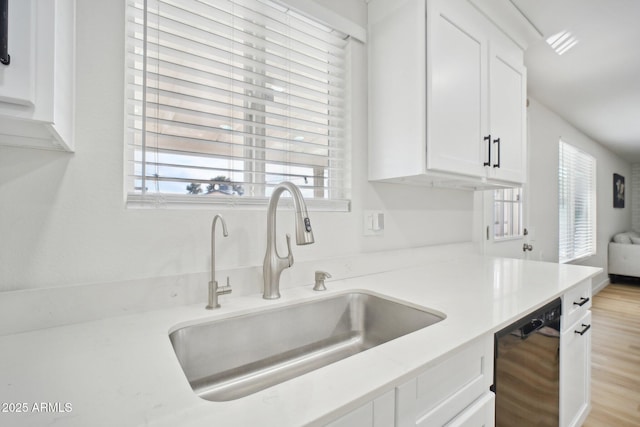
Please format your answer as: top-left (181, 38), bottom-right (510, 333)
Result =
top-left (512, 0), bottom-right (640, 162)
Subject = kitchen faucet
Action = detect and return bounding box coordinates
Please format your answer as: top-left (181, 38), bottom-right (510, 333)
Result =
top-left (206, 214), bottom-right (232, 309)
top-left (263, 182), bottom-right (315, 299)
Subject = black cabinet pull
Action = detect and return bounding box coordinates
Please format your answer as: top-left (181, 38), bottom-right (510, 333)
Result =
top-left (483, 135), bottom-right (491, 166)
top-left (573, 297), bottom-right (590, 307)
top-left (574, 324), bottom-right (591, 336)
top-left (493, 137), bottom-right (501, 168)
top-left (0, 0), bottom-right (9, 66)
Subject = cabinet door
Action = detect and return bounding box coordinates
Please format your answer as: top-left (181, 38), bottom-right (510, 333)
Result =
top-left (0, 0), bottom-right (74, 151)
top-left (0, 0), bottom-right (36, 106)
top-left (396, 335), bottom-right (493, 427)
top-left (488, 37), bottom-right (527, 183)
top-left (560, 311), bottom-right (592, 427)
top-left (368, 0), bottom-right (427, 181)
top-left (426, 0), bottom-right (487, 178)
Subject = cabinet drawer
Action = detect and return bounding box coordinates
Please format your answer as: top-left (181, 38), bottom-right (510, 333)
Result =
top-left (562, 280), bottom-right (591, 331)
top-left (446, 392), bottom-right (495, 427)
top-left (396, 335), bottom-right (493, 426)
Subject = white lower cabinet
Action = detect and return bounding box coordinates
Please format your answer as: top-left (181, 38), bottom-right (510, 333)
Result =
top-left (396, 335), bottom-right (494, 427)
top-left (560, 280), bottom-right (592, 427)
top-left (326, 389), bottom-right (395, 427)
top-left (325, 334), bottom-right (494, 427)
top-left (560, 310), bottom-right (592, 427)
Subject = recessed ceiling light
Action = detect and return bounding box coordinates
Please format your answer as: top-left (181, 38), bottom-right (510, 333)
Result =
top-left (293, 136), bottom-right (305, 141)
top-left (546, 30), bottom-right (579, 55)
top-left (219, 124), bottom-right (232, 130)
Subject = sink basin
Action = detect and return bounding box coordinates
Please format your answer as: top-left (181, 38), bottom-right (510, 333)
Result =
top-left (169, 292), bottom-right (445, 401)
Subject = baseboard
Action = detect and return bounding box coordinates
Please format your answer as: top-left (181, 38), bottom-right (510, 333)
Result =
top-left (593, 277), bottom-right (610, 295)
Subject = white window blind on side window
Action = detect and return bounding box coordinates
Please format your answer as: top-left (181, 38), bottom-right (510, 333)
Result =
top-left (126, 0), bottom-right (350, 208)
top-left (558, 140), bottom-right (597, 263)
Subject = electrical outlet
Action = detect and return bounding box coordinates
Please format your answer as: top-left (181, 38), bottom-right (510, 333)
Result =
top-left (363, 211), bottom-right (384, 236)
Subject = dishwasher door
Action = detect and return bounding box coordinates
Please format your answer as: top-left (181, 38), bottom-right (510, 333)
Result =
top-left (494, 299), bottom-right (562, 427)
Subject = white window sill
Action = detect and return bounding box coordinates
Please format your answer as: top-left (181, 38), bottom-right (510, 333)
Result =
top-left (126, 193), bottom-right (351, 212)
top-left (560, 252), bottom-right (596, 264)
top-left (493, 235), bottom-right (524, 243)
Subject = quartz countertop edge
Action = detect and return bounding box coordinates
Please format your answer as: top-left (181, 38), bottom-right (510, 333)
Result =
top-left (0, 255), bottom-right (601, 427)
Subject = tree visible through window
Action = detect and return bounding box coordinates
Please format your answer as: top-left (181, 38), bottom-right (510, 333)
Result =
top-left (125, 0), bottom-right (350, 207)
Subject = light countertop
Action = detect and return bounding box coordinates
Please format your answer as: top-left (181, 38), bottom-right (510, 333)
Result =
top-left (0, 254), bottom-right (600, 426)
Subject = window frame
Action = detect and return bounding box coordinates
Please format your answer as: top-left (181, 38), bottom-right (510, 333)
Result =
top-left (492, 187), bottom-right (523, 241)
top-left (124, 0), bottom-right (357, 211)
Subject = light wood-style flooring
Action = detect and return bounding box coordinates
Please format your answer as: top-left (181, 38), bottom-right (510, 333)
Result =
top-left (583, 281), bottom-right (640, 427)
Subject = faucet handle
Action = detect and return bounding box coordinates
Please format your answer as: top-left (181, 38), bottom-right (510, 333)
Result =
top-left (285, 233), bottom-right (294, 267)
top-left (217, 276), bottom-right (232, 295)
top-left (313, 271), bottom-right (332, 291)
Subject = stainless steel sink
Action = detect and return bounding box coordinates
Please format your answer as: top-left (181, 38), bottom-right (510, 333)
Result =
top-left (169, 292), bottom-right (445, 401)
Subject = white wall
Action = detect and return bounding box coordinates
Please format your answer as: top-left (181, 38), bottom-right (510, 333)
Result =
top-left (527, 98), bottom-right (632, 288)
top-left (0, 0), bottom-right (474, 292)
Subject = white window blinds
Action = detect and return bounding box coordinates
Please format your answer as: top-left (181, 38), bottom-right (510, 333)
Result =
top-left (558, 140), bottom-right (596, 263)
top-left (125, 0), bottom-right (350, 207)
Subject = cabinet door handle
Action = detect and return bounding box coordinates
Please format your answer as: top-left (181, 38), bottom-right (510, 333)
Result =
top-left (483, 135), bottom-right (491, 166)
top-left (493, 137), bottom-right (501, 168)
top-left (1, 0), bottom-right (9, 66)
top-left (573, 297), bottom-right (590, 307)
top-left (574, 324), bottom-right (591, 336)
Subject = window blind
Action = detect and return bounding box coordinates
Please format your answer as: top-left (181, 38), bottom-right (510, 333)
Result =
top-left (558, 140), bottom-right (596, 263)
top-left (125, 0), bottom-right (350, 207)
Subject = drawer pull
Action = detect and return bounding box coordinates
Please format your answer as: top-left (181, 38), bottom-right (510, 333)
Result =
top-left (573, 297), bottom-right (590, 307)
top-left (574, 324), bottom-right (591, 336)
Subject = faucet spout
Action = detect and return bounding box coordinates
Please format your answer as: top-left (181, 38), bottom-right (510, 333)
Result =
top-left (206, 214), bottom-right (232, 309)
top-left (263, 182), bottom-right (314, 299)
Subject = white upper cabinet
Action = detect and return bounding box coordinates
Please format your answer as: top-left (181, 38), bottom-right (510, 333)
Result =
top-left (0, 0), bottom-right (35, 106)
top-left (487, 31), bottom-right (527, 183)
top-left (427, 0), bottom-right (487, 179)
top-left (0, 0), bottom-right (75, 152)
top-left (368, 0), bottom-right (528, 188)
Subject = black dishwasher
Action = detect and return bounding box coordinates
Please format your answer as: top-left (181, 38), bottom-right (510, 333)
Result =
top-left (493, 298), bottom-right (562, 427)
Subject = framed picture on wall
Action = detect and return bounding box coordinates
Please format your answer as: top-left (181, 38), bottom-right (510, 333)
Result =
top-left (614, 173), bottom-right (625, 208)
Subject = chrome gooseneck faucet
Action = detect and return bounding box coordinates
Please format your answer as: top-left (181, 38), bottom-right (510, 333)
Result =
top-left (206, 214), bottom-right (232, 309)
top-left (263, 182), bottom-right (315, 299)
